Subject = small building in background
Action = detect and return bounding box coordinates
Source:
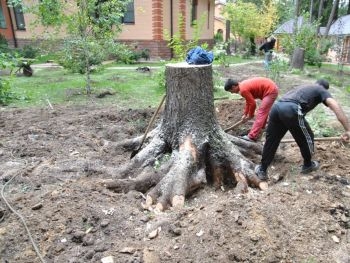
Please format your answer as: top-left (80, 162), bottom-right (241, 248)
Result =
top-left (273, 15), bottom-right (350, 64)
top-left (328, 14), bottom-right (350, 64)
top-left (273, 16), bottom-right (306, 51)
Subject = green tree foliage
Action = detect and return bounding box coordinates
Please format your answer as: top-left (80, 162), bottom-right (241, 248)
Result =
top-left (0, 54), bottom-right (17, 105)
top-left (277, 0), bottom-right (348, 26)
top-left (275, 0), bottom-right (295, 24)
top-left (38, 0), bottom-right (64, 26)
top-left (223, 0), bottom-right (278, 55)
top-left (0, 35), bottom-right (17, 105)
top-left (281, 13), bottom-right (332, 67)
top-left (9, 0), bottom-right (130, 94)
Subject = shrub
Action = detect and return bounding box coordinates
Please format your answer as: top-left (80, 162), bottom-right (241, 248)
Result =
top-left (267, 54), bottom-right (289, 83)
top-left (0, 34), bottom-right (10, 53)
top-left (0, 52), bottom-right (17, 105)
top-left (280, 13), bottom-right (330, 67)
top-left (109, 42), bottom-right (140, 64)
top-left (214, 31), bottom-right (224, 43)
top-left (19, 45), bottom-right (39, 59)
top-left (58, 39), bottom-right (107, 74)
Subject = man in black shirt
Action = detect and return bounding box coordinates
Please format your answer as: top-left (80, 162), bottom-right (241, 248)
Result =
top-left (259, 37), bottom-right (276, 69)
top-left (255, 79), bottom-right (350, 180)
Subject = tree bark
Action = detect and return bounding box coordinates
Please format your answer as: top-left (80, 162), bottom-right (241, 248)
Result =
top-left (104, 63), bottom-right (265, 210)
top-left (249, 36), bottom-right (256, 56)
top-left (291, 47), bottom-right (305, 70)
top-left (309, 0), bottom-right (314, 22)
top-left (324, 0), bottom-right (339, 36)
top-left (316, 0), bottom-right (325, 34)
top-left (225, 20), bottom-right (231, 55)
top-left (293, 0), bottom-right (301, 35)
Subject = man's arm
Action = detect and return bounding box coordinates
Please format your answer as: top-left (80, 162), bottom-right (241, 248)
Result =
top-left (325, 97), bottom-right (350, 141)
top-left (241, 91), bottom-right (256, 119)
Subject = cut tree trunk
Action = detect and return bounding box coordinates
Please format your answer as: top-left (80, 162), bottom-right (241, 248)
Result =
top-left (291, 47), bottom-right (305, 70)
top-left (105, 62), bottom-right (265, 210)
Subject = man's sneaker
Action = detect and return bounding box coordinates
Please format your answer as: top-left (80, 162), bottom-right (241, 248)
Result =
top-left (242, 135), bottom-right (256, 142)
top-left (255, 165), bottom-right (268, 181)
top-left (300, 160), bottom-right (320, 174)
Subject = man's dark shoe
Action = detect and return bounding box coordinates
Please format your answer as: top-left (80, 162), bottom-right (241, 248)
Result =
top-left (301, 160), bottom-right (320, 174)
top-left (242, 135), bottom-right (256, 142)
top-left (255, 165), bottom-right (268, 181)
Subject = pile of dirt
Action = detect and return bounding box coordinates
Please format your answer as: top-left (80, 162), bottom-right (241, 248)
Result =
top-left (0, 63), bottom-right (350, 263)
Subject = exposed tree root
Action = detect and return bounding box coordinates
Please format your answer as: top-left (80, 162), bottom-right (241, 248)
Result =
top-left (101, 126), bottom-right (160, 154)
top-left (105, 128), bottom-right (267, 211)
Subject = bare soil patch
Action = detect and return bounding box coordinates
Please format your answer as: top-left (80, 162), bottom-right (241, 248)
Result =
top-left (0, 63), bottom-right (350, 263)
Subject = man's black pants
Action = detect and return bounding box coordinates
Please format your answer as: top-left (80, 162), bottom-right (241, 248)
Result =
top-left (261, 101), bottom-right (314, 170)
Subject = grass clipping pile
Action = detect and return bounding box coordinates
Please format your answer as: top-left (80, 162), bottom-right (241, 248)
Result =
top-left (0, 99), bottom-right (349, 263)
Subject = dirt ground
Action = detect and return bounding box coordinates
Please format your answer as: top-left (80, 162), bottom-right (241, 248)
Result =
top-left (1, 63), bottom-right (350, 263)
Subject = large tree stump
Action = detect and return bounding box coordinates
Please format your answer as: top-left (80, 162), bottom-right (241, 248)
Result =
top-left (105, 62), bottom-right (265, 210)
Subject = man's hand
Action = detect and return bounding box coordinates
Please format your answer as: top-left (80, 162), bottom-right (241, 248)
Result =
top-left (341, 131), bottom-right (350, 142)
top-left (241, 115), bottom-right (253, 123)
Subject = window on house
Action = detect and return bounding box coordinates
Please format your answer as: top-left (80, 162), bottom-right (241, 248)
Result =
top-left (122, 1), bottom-right (134, 24)
top-left (191, 0), bottom-right (198, 26)
top-left (0, 5), bottom-right (6, 28)
top-left (13, 5), bottom-right (25, 30)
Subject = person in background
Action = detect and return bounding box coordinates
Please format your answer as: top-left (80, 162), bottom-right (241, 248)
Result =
top-left (255, 79), bottom-right (350, 181)
top-left (259, 36), bottom-right (276, 69)
top-left (224, 77), bottom-right (279, 142)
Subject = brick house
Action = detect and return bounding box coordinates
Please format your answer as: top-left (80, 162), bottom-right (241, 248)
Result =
top-left (0, 0), bottom-right (215, 60)
top-left (214, 0), bottom-right (226, 40)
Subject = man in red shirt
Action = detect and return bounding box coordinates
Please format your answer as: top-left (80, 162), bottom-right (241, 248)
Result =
top-left (224, 77), bottom-right (279, 142)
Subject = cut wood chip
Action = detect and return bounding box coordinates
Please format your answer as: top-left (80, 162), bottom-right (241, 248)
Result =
top-left (148, 227), bottom-right (161, 239)
top-left (259, 182), bottom-right (269, 191)
top-left (120, 247), bottom-right (137, 254)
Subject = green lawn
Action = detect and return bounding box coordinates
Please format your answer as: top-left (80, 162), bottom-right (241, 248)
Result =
top-left (5, 57), bottom-right (349, 110)
top-left (8, 67), bottom-right (162, 108)
top-left (5, 63), bottom-right (228, 109)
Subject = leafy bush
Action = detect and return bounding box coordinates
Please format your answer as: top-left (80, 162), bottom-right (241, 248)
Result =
top-left (267, 55), bottom-right (289, 82)
top-left (346, 85), bottom-right (350, 94)
top-left (152, 67), bottom-right (166, 92)
top-left (110, 42), bottom-right (137, 64)
top-left (281, 13), bottom-right (330, 67)
top-left (0, 34), bottom-right (9, 53)
top-left (0, 77), bottom-right (12, 105)
top-left (19, 45), bottom-right (39, 59)
top-left (108, 42), bottom-right (149, 64)
top-left (214, 31), bottom-right (224, 43)
top-left (0, 52), bottom-right (17, 105)
top-left (58, 39), bottom-right (107, 74)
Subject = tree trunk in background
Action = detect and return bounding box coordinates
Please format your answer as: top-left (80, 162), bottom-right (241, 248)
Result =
top-left (291, 0), bottom-right (303, 69)
top-left (250, 36), bottom-right (256, 56)
top-left (309, 0), bottom-right (314, 22)
top-left (291, 47), bottom-right (305, 70)
top-left (316, 0), bottom-right (325, 34)
top-left (225, 20), bottom-right (231, 55)
top-left (293, 0), bottom-right (301, 35)
top-left (324, 0), bottom-right (339, 36)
